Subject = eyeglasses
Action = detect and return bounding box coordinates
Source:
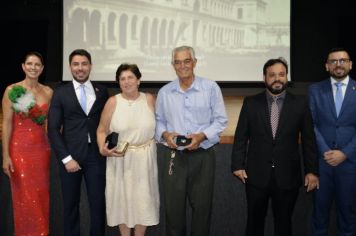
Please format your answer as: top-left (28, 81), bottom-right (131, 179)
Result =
top-left (173, 59), bottom-right (193, 66)
top-left (327, 58), bottom-right (350, 65)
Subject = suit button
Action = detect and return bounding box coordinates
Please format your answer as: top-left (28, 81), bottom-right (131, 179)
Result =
top-left (336, 125), bottom-right (339, 128)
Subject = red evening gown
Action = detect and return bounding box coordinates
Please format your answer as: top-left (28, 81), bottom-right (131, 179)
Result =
top-left (9, 104), bottom-right (50, 236)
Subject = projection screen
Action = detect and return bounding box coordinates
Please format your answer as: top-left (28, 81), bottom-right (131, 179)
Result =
top-left (63, 0), bottom-right (290, 82)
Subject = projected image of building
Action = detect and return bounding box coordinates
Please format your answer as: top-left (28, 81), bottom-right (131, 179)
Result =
top-left (63, 0), bottom-right (290, 82)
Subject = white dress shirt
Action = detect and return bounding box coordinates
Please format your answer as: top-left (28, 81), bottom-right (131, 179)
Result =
top-left (330, 76), bottom-right (349, 100)
top-left (73, 79), bottom-right (96, 114)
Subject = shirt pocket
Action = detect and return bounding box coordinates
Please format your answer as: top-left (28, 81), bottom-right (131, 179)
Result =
top-left (190, 106), bottom-right (211, 125)
top-left (185, 91), bottom-right (211, 125)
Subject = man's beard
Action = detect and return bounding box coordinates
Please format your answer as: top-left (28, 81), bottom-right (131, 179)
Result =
top-left (266, 81), bottom-right (287, 95)
top-left (330, 67), bottom-right (349, 80)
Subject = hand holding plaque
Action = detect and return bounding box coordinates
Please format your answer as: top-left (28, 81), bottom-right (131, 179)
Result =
top-left (175, 135), bottom-right (192, 146)
top-left (105, 132), bottom-right (129, 155)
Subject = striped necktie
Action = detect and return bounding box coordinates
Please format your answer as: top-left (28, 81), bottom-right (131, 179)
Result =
top-left (270, 96), bottom-right (279, 138)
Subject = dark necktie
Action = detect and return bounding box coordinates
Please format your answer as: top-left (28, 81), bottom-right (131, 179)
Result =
top-left (270, 97), bottom-right (279, 138)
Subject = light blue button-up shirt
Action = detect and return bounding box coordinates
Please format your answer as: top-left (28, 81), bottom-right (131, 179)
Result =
top-left (155, 76), bottom-right (228, 149)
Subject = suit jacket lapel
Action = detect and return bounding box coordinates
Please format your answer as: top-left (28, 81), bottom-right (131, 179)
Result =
top-left (67, 82), bottom-right (86, 114)
top-left (255, 92), bottom-right (273, 138)
top-left (320, 80), bottom-right (337, 119)
top-left (275, 92), bottom-right (292, 138)
top-left (339, 78), bottom-right (356, 117)
top-left (88, 82), bottom-right (100, 115)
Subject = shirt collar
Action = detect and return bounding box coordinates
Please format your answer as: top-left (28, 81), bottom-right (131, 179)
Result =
top-left (171, 76), bottom-right (201, 93)
top-left (73, 79), bottom-right (91, 90)
top-left (330, 76), bottom-right (349, 86)
top-left (266, 90), bottom-right (286, 101)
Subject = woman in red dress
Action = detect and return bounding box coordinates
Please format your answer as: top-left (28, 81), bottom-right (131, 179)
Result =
top-left (2, 51), bottom-right (53, 236)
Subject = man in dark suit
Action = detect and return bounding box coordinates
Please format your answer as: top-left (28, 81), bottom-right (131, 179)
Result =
top-left (231, 58), bottom-right (319, 236)
top-left (309, 48), bottom-right (356, 236)
top-left (48, 49), bottom-right (108, 236)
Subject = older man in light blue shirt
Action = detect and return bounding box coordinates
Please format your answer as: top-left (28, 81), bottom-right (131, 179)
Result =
top-left (155, 45), bottom-right (227, 236)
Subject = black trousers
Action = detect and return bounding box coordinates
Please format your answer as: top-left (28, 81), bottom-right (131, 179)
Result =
top-left (245, 169), bottom-right (299, 236)
top-left (58, 144), bottom-right (106, 236)
top-left (160, 145), bottom-right (216, 236)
